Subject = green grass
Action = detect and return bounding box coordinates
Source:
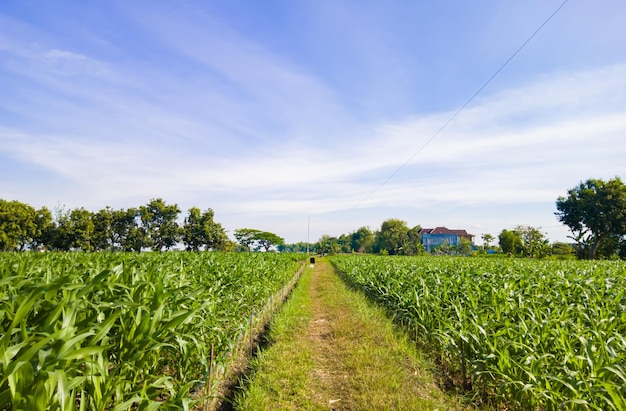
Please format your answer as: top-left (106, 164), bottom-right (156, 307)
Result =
top-left (233, 260), bottom-right (471, 410)
top-left (233, 262), bottom-right (318, 409)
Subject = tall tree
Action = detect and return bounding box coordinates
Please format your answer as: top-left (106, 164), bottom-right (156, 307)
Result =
top-left (556, 177), bottom-right (626, 259)
top-left (405, 225), bottom-right (424, 256)
top-left (255, 231), bottom-right (284, 252)
top-left (498, 229), bottom-right (523, 255)
top-left (141, 198), bottom-right (181, 252)
top-left (481, 233), bottom-right (495, 250)
top-left (234, 228), bottom-right (284, 252)
top-left (350, 226), bottom-right (374, 253)
top-left (182, 207), bottom-right (228, 251)
top-left (234, 228), bottom-right (262, 251)
top-left (514, 225), bottom-right (550, 258)
top-left (52, 207), bottom-right (95, 251)
top-left (0, 199), bottom-right (37, 251)
top-left (182, 207), bottom-right (204, 251)
top-left (375, 219), bottom-right (409, 255)
top-left (91, 207), bottom-right (114, 251)
top-left (112, 208), bottom-right (142, 252)
top-left (316, 234), bottom-right (338, 255)
top-left (32, 206), bottom-right (53, 250)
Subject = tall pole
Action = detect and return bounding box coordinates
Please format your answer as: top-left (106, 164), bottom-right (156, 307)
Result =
top-left (306, 217), bottom-right (310, 255)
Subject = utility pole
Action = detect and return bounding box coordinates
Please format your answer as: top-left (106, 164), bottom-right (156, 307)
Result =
top-left (306, 217), bottom-right (310, 255)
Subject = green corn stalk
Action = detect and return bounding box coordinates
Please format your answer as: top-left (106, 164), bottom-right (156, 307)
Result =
top-left (330, 255), bottom-right (626, 410)
top-left (0, 251), bottom-right (301, 409)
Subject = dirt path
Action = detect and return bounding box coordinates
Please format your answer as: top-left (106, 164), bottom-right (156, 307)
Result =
top-left (232, 260), bottom-right (469, 410)
top-left (305, 262), bottom-right (355, 409)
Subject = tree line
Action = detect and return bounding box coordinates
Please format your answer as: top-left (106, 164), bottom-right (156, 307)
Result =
top-left (282, 177), bottom-right (626, 260)
top-left (280, 219), bottom-right (473, 256)
top-left (2, 177), bottom-right (624, 258)
top-left (0, 198), bottom-right (230, 252)
top-left (282, 221), bottom-right (602, 259)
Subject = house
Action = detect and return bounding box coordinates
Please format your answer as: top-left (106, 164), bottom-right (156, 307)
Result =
top-left (418, 227), bottom-right (474, 252)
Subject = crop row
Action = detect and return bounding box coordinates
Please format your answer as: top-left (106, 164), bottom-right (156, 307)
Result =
top-left (0, 252), bottom-right (302, 410)
top-left (330, 255), bottom-right (626, 410)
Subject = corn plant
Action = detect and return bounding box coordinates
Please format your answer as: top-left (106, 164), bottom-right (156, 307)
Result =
top-left (0, 252), bottom-right (300, 410)
top-left (330, 255), bottom-right (626, 410)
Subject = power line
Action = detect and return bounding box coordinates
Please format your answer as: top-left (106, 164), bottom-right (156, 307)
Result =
top-left (346, 0), bottom-right (570, 213)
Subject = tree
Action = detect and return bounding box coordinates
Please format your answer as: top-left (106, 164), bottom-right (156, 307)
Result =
top-left (0, 199), bottom-right (37, 251)
top-left (317, 234), bottom-right (341, 255)
top-left (278, 241), bottom-right (315, 253)
top-left (405, 225), bottom-right (424, 256)
top-left (141, 198), bottom-right (181, 252)
top-left (234, 228), bottom-right (283, 252)
top-left (498, 229), bottom-right (522, 255)
top-left (182, 207), bottom-right (227, 251)
top-left (336, 233), bottom-right (352, 253)
top-left (255, 231), bottom-right (284, 252)
top-left (112, 208), bottom-right (142, 252)
top-left (551, 242), bottom-right (574, 258)
top-left (234, 228), bottom-right (262, 251)
top-left (51, 207), bottom-right (95, 251)
top-left (481, 233), bottom-right (495, 250)
top-left (91, 207), bottom-right (114, 251)
top-left (350, 226), bottom-right (374, 253)
top-left (514, 225), bottom-right (549, 258)
top-left (375, 219), bottom-right (410, 255)
top-left (556, 177), bottom-right (626, 259)
top-left (32, 206), bottom-right (53, 250)
top-left (457, 237), bottom-right (473, 256)
top-left (182, 207), bottom-right (205, 251)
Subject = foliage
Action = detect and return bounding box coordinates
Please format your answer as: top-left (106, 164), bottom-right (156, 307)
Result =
top-left (316, 234), bottom-right (342, 255)
top-left (140, 198), bottom-right (181, 252)
top-left (0, 198), bottom-right (232, 253)
top-left (50, 207), bottom-right (95, 251)
top-left (278, 241), bottom-right (316, 253)
top-left (234, 228), bottom-right (262, 251)
top-left (234, 228), bottom-right (284, 252)
top-left (481, 233), bottom-right (495, 249)
top-left (255, 231), bottom-right (285, 252)
top-left (513, 225), bottom-right (550, 258)
top-left (351, 226), bottom-right (375, 253)
top-left (374, 219), bottom-right (409, 255)
top-left (556, 177), bottom-right (626, 259)
top-left (181, 207), bottom-right (227, 251)
top-left (456, 237), bottom-right (473, 256)
top-left (330, 255), bottom-right (626, 410)
top-left (373, 219), bottom-right (422, 255)
top-left (498, 229), bottom-right (523, 255)
top-left (0, 200), bottom-right (37, 251)
top-left (551, 242), bottom-right (574, 258)
top-left (91, 206), bottom-right (115, 251)
top-left (0, 252), bottom-right (300, 409)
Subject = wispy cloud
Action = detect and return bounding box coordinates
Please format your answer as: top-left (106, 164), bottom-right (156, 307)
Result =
top-left (1, 2), bottom-right (625, 243)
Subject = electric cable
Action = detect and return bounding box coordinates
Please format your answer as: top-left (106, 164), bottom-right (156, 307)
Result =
top-left (346, 0), bottom-right (570, 213)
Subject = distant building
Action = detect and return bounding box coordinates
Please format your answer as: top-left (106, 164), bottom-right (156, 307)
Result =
top-left (418, 227), bottom-right (474, 252)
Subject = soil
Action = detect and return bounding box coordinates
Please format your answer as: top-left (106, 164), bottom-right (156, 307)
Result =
top-left (305, 262), bottom-right (356, 410)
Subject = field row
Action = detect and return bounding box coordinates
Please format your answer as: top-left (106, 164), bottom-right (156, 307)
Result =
top-left (330, 255), bottom-right (626, 410)
top-left (0, 252), bottom-right (302, 410)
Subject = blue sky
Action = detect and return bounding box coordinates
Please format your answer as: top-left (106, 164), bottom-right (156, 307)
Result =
top-left (1, 1), bottom-right (625, 245)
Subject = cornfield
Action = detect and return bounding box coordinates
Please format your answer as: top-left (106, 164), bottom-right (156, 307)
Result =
top-left (330, 255), bottom-right (626, 410)
top-left (0, 252), bottom-right (302, 410)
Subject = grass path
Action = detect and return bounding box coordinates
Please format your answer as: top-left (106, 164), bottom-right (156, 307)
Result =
top-left (231, 260), bottom-right (472, 410)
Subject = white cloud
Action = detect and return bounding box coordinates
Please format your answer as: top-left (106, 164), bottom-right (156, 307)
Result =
top-left (3, 64), bottom-right (624, 221)
top-left (1, 0), bottom-right (625, 244)
top-left (42, 48), bottom-right (110, 76)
